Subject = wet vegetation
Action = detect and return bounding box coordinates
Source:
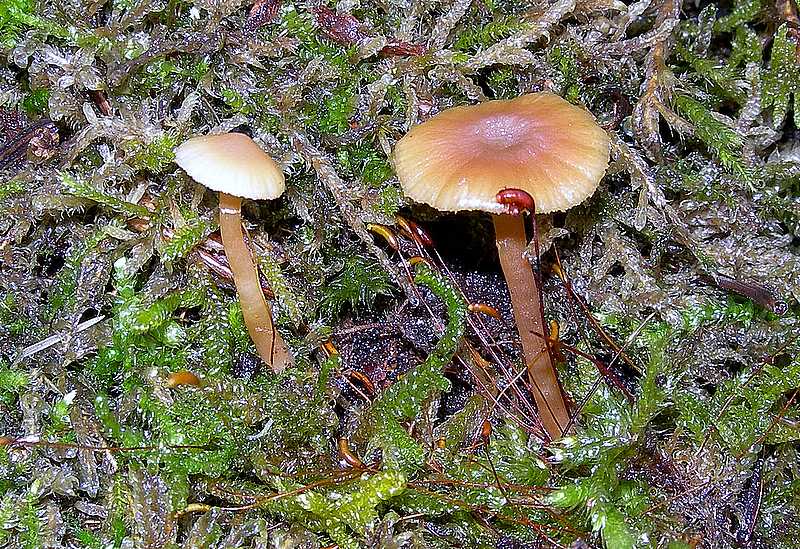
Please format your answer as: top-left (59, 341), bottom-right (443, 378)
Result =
top-left (1, 0), bottom-right (799, 547)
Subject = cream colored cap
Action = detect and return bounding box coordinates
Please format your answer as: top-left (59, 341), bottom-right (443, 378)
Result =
top-left (393, 93), bottom-right (609, 214)
top-left (174, 132), bottom-right (286, 200)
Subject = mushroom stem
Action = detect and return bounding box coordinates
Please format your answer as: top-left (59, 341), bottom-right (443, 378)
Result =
top-left (218, 192), bottom-right (293, 372)
top-left (492, 213), bottom-right (569, 440)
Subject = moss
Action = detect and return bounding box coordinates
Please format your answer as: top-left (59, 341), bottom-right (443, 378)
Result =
top-left (763, 24), bottom-right (800, 128)
top-left (370, 263), bottom-right (467, 472)
top-left (485, 66), bottom-right (519, 100)
top-left (159, 214), bottom-right (213, 263)
top-left (728, 25), bottom-right (761, 67)
top-left (547, 43), bottom-right (582, 103)
top-left (675, 41), bottom-right (745, 104)
top-left (319, 255), bottom-right (393, 319)
top-left (454, 16), bottom-right (527, 52)
top-left (73, 528), bottom-right (102, 549)
top-left (372, 182), bottom-right (403, 218)
top-left (3, 0), bottom-right (800, 546)
top-left (712, 0), bottom-right (765, 33)
top-left (19, 494), bottom-right (41, 549)
top-left (137, 389), bottom-right (242, 476)
top-left (679, 352), bottom-right (800, 453)
top-left (47, 227), bottom-right (109, 318)
top-left (282, 7), bottom-right (357, 69)
top-left (0, 178), bottom-right (26, 202)
top-left (673, 95), bottom-right (746, 176)
top-left (195, 296), bottom-right (237, 375)
top-left (125, 132), bottom-right (178, 174)
top-left (132, 57), bottom-right (209, 92)
top-left (336, 142), bottom-right (393, 185)
top-left (21, 89), bottom-right (50, 117)
top-left (0, 293), bottom-right (31, 339)
top-left (60, 173), bottom-right (152, 218)
top-left (0, 0), bottom-right (62, 47)
top-left (0, 363), bottom-right (28, 406)
top-left (258, 253), bottom-right (304, 327)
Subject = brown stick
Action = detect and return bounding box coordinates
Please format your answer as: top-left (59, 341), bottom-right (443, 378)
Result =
top-left (218, 192), bottom-right (293, 372)
top-left (493, 214), bottom-right (569, 439)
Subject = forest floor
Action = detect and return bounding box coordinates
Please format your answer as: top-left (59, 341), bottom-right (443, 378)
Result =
top-left (0, 0), bottom-right (799, 547)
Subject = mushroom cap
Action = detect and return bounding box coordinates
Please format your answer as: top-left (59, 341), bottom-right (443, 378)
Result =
top-left (393, 93), bottom-right (609, 214)
top-left (174, 132), bottom-right (285, 200)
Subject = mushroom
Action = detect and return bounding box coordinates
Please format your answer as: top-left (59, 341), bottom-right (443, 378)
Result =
top-left (393, 92), bottom-right (609, 439)
top-left (174, 132), bottom-right (294, 372)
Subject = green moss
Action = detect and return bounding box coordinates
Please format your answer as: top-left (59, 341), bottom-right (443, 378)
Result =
top-left (0, 0), bottom-right (64, 47)
top-left (550, 477), bottom-right (642, 548)
top-left (370, 263), bottom-right (467, 472)
top-left (763, 24), bottom-right (800, 128)
top-left (317, 86), bottom-right (357, 135)
top-left (453, 16), bottom-right (527, 52)
top-left (258, 253), bottom-right (304, 327)
top-left (486, 66), bottom-right (518, 100)
top-left (137, 389), bottom-right (242, 476)
top-left (0, 293), bottom-right (31, 338)
top-left (713, 0), bottom-right (765, 32)
top-left (0, 363), bottom-right (28, 406)
top-left (193, 294), bottom-right (236, 375)
top-left (372, 182), bottom-right (403, 218)
top-left (60, 173), bottom-right (151, 218)
top-left (337, 142), bottom-right (393, 185)
top-left (547, 327), bottom-right (676, 546)
top-left (74, 527), bottom-right (102, 549)
top-left (0, 178), bottom-right (26, 202)
top-left (159, 214), bottom-right (213, 263)
top-left (126, 132), bottom-right (178, 174)
top-left (81, 258), bottom-right (195, 391)
top-left (680, 296), bottom-right (775, 332)
top-left (106, 475), bottom-right (130, 546)
top-left (21, 89), bottom-right (49, 117)
top-left (263, 470), bottom-right (405, 549)
top-left (132, 57), bottom-right (209, 92)
top-left (675, 41), bottom-right (745, 104)
top-left (47, 227), bottom-right (108, 318)
top-left (727, 25), bottom-right (761, 67)
top-left (548, 43), bottom-right (582, 103)
top-left (673, 95), bottom-right (746, 176)
top-left (679, 352), bottom-right (800, 453)
top-left (282, 7), bottom-right (355, 70)
top-left (222, 88), bottom-right (250, 114)
top-left (0, 494), bottom-right (15, 544)
top-left (19, 494), bottom-right (41, 549)
top-left (45, 398), bottom-right (71, 437)
top-left (127, 288), bottom-right (202, 336)
top-left (319, 255), bottom-right (393, 319)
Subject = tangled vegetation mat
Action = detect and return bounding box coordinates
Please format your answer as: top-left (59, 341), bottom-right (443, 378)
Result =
top-left (1, 0), bottom-right (799, 547)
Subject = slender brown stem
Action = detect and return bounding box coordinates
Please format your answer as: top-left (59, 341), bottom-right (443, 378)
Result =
top-left (493, 214), bottom-right (569, 440)
top-left (218, 192), bottom-right (293, 372)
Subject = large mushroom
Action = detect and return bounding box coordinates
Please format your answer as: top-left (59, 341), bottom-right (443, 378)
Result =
top-left (393, 92), bottom-right (609, 440)
top-left (174, 132), bottom-right (294, 372)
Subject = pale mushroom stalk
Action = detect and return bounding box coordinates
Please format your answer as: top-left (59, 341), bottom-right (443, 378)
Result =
top-left (218, 192), bottom-right (290, 369)
top-left (493, 212), bottom-right (568, 438)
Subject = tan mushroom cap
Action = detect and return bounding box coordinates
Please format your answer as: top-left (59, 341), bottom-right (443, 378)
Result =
top-left (393, 93), bottom-right (609, 214)
top-left (174, 132), bottom-right (285, 200)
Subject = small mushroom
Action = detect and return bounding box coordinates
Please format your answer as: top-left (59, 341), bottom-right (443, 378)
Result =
top-left (174, 132), bottom-right (294, 372)
top-left (393, 93), bottom-right (609, 439)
